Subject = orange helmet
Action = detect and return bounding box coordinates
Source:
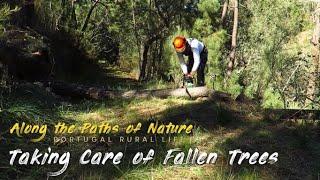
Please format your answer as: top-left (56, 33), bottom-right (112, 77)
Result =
top-left (173, 36), bottom-right (186, 53)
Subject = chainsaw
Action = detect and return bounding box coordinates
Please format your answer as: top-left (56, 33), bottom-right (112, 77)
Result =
top-left (183, 75), bottom-right (195, 88)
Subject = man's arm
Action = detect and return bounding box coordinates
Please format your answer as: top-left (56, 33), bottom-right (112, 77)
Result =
top-left (191, 48), bottom-right (201, 74)
top-left (177, 53), bottom-right (188, 75)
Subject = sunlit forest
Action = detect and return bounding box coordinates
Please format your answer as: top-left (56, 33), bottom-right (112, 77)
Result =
top-left (0, 0), bottom-right (320, 179)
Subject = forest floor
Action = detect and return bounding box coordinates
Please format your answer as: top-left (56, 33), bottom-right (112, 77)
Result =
top-left (1, 67), bottom-right (320, 180)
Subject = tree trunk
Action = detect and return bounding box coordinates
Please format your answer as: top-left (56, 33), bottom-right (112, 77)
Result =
top-left (227, 0), bottom-right (238, 77)
top-left (149, 40), bottom-right (159, 79)
top-left (131, 0), bottom-right (142, 76)
top-left (81, 0), bottom-right (100, 32)
top-left (23, 0), bottom-right (35, 27)
top-left (139, 42), bottom-right (150, 81)
top-left (221, 0), bottom-right (229, 27)
top-left (131, 0), bottom-right (140, 50)
top-left (61, 0), bottom-right (78, 28)
top-left (0, 62), bottom-right (8, 88)
top-left (70, 2), bottom-right (78, 28)
top-left (306, 3), bottom-right (320, 107)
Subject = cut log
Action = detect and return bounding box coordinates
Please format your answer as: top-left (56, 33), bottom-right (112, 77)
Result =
top-left (120, 86), bottom-right (212, 99)
top-left (50, 81), bottom-right (214, 100)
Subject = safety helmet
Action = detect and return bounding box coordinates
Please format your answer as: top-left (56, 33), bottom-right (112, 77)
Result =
top-left (173, 36), bottom-right (187, 53)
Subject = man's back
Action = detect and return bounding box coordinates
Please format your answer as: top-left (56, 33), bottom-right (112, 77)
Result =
top-left (186, 38), bottom-right (204, 55)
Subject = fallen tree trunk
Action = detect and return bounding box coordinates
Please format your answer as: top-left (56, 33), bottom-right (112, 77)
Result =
top-left (51, 81), bottom-right (213, 100)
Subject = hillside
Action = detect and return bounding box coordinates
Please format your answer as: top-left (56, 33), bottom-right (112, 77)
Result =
top-left (1, 69), bottom-right (319, 179)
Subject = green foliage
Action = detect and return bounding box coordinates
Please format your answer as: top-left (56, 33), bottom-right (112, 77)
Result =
top-left (225, 71), bottom-right (243, 99)
top-left (204, 30), bottom-right (227, 89)
top-left (35, 0), bottom-right (121, 63)
top-left (163, 0), bottom-right (225, 86)
top-left (191, 0), bottom-right (220, 38)
top-left (197, 0), bottom-right (220, 15)
top-left (0, 4), bottom-right (19, 35)
top-left (0, 4), bottom-right (10, 32)
top-left (238, 0), bottom-right (307, 106)
top-left (192, 18), bottom-right (213, 38)
top-left (1, 0), bottom-right (318, 108)
top-left (261, 87), bottom-right (284, 108)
